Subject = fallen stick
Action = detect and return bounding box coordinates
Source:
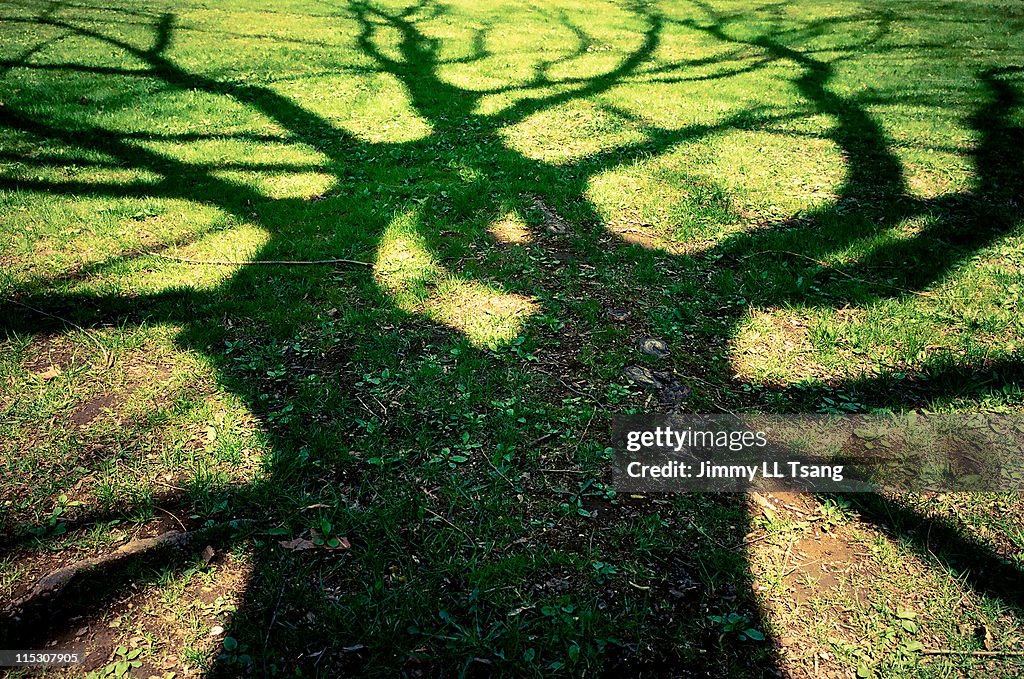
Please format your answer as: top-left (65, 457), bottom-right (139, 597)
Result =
top-left (922, 649), bottom-right (1024, 658)
top-left (148, 252), bottom-right (372, 267)
top-left (7, 530), bottom-right (194, 611)
top-left (6, 298), bottom-right (113, 367)
top-left (5, 520), bottom-right (253, 614)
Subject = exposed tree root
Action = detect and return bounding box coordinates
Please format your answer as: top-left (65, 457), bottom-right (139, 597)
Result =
top-left (4, 520), bottom-right (253, 619)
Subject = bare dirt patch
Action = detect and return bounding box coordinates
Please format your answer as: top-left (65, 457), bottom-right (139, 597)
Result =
top-left (22, 333), bottom-right (80, 374)
top-left (489, 215), bottom-right (533, 244)
top-left (606, 219), bottom-right (702, 255)
top-left (49, 550), bottom-right (249, 676)
top-left (61, 351), bottom-right (175, 430)
top-left (784, 530), bottom-right (861, 604)
top-left (748, 494), bottom-right (871, 604)
top-left (2, 520), bottom-right (252, 677)
top-left (70, 392), bottom-right (122, 427)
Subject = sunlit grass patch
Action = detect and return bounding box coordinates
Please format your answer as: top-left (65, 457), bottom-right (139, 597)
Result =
top-left (746, 495), bottom-right (1024, 677)
top-left (136, 137), bottom-right (329, 168)
top-left (587, 145), bottom-right (740, 246)
top-left (499, 101), bottom-right (645, 165)
top-left (0, 159), bottom-right (162, 189)
top-left (373, 211), bottom-right (441, 305)
top-left (488, 212), bottom-right (532, 244)
top-left (426, 277), bottom-right (538, 349)
top-left (0, 324), bottom-right (261, 521)
top-left (732, 305), bottom-right (943, 386)
top-left (0, 190), bottom-right (249, 294)
top-left (49, 222), bottom-right (273, 296)
top-left (731, 307), bottom-right (825, 385)
top-left (209, 169), bottom-right (335, 200)
top-left (708, 129), bottom-right (844, 217)
top-left (130, 137), bottom-right (337, 200)
top-left (374, 211), bottom-right (537, 348)
top-left (732, 285), bottom-right (1024, 388)
top-left (271, 73), bottom-right (435, 143)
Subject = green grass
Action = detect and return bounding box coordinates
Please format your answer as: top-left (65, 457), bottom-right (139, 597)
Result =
top-left (1, 0), bottom-right (1023, 675)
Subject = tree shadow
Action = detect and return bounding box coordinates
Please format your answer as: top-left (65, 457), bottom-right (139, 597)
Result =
top-left (1, 0), bottom-right (1022, 674)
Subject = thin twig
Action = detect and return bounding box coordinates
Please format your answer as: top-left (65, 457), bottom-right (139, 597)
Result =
top-left (6, 298), bottom-right (112, 367)
top-left (921, 649), bottom-right (1024, 657)
top-left (423, 507), bottom-right (478, 546)
top-left (784, 557), bottom-right (820, 578)
top-left (535, 367), bottom-right (607, 410)
top-left (152, 478), bottom-right (186, 492)
top-left (154, 505), bottom-right (186, 532)
top-left (148, 252), bottom-right (371, 267)
top-left (575, 409), bottom-right (597, 451)
top-left (742, 532), bottom-right (770, 547)
top-left (482, 452), bottom-right (517, 490)
top-left (687, 519), bottom-right (734, 551)
top-left (739, 249), bottom-right (956, 299)
top-left (528, 432), bottom-right (557, 447)
top-left (779, 537), bottom-right (794, 579)
top-left (263, 579), bottom-right (287, 676)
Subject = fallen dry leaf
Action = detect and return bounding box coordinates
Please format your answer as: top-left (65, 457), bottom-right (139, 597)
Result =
top-left (279, 537), bottom-right (316, 551)
top-left (323, 536), bottom-right (351, 550)
top-left (978, 624), bottom-right (994, 650)
top-left (36, 365), bottom-right (61, 380)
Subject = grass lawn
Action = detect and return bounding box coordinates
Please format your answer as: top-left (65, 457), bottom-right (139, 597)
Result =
top-left (1, 0), bottom-right (1023, 675)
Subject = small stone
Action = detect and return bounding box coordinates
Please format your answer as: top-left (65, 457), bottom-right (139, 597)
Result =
top-left (209, 625), bottom-right (224, 636)
top-left (623, 365), bottom-right (662, 390)
top-left (623, 365), bottom-right (691, 405)
top-left (639, 336), bottom-right (670, 359)
top-left (659, 378), bottom-right (691, 405)
top-left (531, 197), bottom-right (570, 234)
top-left (607, 308), bottom-right (631, 323)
